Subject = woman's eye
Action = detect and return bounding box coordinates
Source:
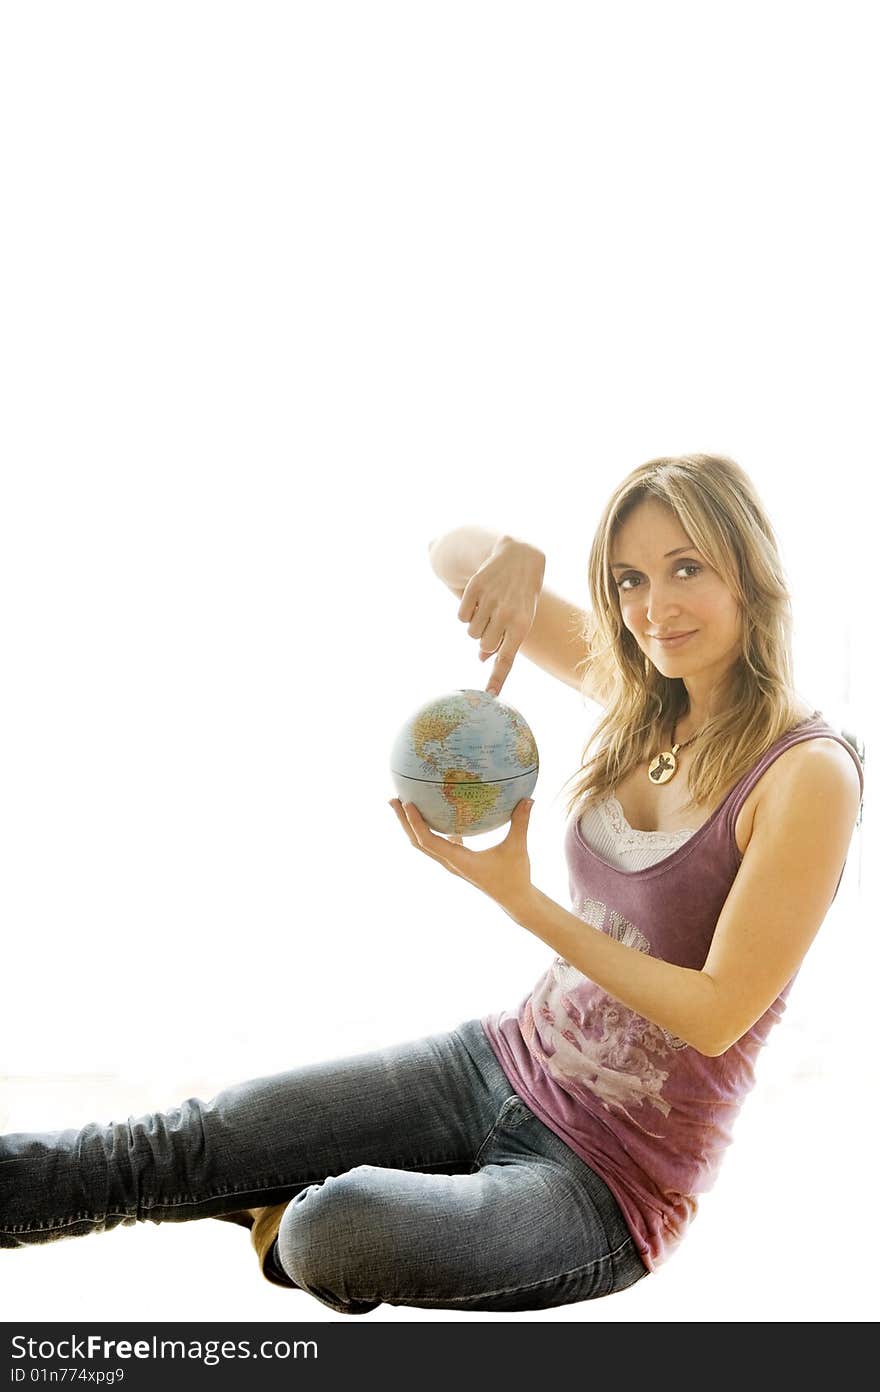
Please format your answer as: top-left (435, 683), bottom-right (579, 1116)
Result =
top-left (616, 562), bottom-right (702, 592)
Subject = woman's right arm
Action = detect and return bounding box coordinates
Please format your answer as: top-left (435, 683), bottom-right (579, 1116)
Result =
top-left (428, 525), bottom-right (602, 700)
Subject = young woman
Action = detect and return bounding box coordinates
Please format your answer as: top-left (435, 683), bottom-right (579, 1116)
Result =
top-left (0, 453), bottom-right (864, 1315)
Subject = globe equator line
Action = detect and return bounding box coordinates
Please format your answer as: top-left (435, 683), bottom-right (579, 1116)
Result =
top-left (390, 768), bottom-right (538, 786)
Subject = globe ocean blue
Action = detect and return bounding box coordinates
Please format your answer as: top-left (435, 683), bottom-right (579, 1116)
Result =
top-left (390, 688), bottom-right (539, 836)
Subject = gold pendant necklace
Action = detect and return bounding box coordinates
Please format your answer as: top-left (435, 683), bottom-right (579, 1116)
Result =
top-left (647, 719), bottom-right (703, 784)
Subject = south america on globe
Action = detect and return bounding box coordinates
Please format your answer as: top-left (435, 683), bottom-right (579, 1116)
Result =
top-left (389, 689), bottom-right (539, 837)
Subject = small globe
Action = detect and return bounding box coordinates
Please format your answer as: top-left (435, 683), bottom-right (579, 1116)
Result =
top-left (389, 688), bottom-right (539, 837)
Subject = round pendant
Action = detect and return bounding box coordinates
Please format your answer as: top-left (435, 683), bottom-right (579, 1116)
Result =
top-left (648, 746), bottom-right (679, 784)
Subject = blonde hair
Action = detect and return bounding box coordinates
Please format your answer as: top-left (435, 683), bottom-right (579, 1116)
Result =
top-left (560, 453), bottom-right (810, 822)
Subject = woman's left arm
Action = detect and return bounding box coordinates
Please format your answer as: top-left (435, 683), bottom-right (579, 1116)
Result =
top-left (696, 741), bottom-right (862, 1055)
top-left (507, 743), bottom-right (861, 1058)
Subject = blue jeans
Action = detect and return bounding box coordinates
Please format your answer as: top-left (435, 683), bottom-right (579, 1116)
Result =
top-left (0, 1018), bottom-right (648, 1314)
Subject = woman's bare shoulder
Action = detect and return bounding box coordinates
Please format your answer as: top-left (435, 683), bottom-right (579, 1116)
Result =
top-left (761, 723), bottom-right (861, 812)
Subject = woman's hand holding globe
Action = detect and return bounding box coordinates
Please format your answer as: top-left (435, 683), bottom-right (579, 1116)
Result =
top-left (389, 794), bottom-right (535, 921)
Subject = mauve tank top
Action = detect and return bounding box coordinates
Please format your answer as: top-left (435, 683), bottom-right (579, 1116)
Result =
top-left (480, 712), bottom-right (864, 1272)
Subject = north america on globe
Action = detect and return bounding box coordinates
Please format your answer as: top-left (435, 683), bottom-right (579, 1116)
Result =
top-left (390, 689), bottom-right (539, 837)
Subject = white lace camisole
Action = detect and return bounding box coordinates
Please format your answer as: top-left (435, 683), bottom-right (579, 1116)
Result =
top-left (578, 794), bottom-right (699, 870)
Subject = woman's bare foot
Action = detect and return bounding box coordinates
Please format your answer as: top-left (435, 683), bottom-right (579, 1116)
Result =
top-left (211, 1203), bottom-right (293, 1285)
top-left (250, 1204), bottom-right (288, 1266)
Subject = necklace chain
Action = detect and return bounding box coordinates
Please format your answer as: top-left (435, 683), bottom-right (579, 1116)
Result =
top-left (647, 706), bottom-right (817, 785)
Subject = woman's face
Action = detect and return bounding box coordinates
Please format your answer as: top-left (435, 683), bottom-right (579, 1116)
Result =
top-left (609, 499), bottom-right (742, 682)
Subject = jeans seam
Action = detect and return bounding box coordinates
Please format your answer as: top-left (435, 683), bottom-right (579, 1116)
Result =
top-left (171, 1102), bottom-right (523, 1211)
top-left (144, 1158), bottom-right (473, 1210)
top-left (362, 1234), bottom-right (637, 1307)
top-left (1, 1154), bottom-right (481, 1237)
top-left (1, 1212), bottom-right (137, 1236)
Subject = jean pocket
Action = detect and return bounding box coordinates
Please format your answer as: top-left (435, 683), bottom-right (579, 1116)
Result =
top-left (498, 1095), bottom-right (532, 1129)
top-left (472, 1092), bottom-right (536, 1168)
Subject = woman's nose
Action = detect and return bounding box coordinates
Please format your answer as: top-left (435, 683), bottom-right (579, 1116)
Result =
top-left (645, 595), bottom-right (683, 624)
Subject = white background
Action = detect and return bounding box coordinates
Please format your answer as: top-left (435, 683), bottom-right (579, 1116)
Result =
top-left (1, 0), bottom-right (877, 1323)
